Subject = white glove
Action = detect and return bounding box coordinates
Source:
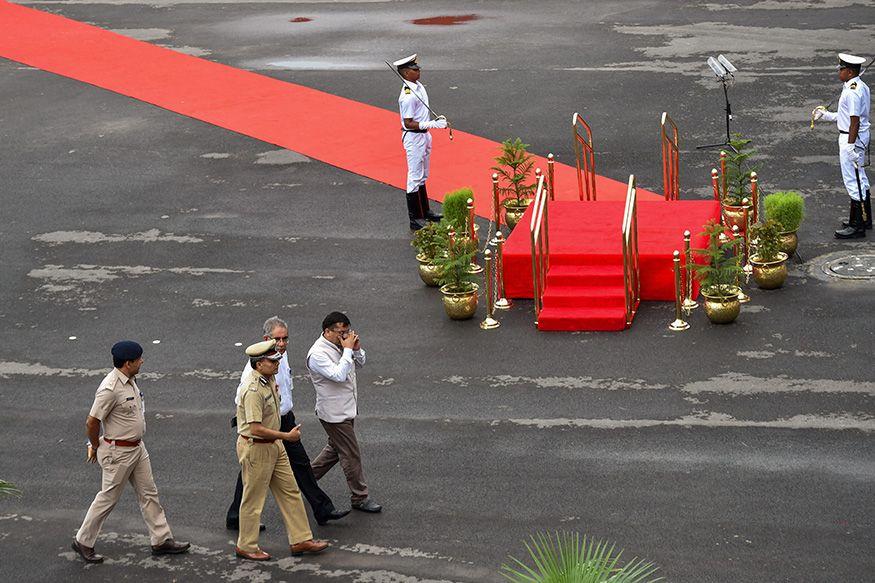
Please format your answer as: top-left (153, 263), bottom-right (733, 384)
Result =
top-left (812, 106), bottom-right (837, 123)
top-left (420, 116), bottom-right (448, 130)
top-left (842, 142), bottom-right (861, 164)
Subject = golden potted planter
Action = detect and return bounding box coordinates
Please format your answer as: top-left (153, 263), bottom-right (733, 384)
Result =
top-left (750, 252), bottom-right (788, 289)
top-left (721, 203), bottom-right (752, 232)
top-left (416, 254), bottom-right (440, 287)
top-left (440, 283), bottom-right (479, 320)
top-left (777, 231), bottom-right (798, 256)
top-left (701, 286), bottom-right (741, 324)
top-left (503, 199), bottom-right (532, 231)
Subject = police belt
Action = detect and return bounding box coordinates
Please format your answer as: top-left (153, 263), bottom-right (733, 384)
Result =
top-left (241, 435), bottom-right (276, 444)
top-left (403, 128), bottom-right (427, 134)
top-left (104, 437), bottom-right (141, 447)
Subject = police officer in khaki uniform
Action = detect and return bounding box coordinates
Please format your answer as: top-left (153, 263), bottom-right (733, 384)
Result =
top-left (72, 341), bottom-right (190, 563)
top-left (235, 339), bottom-right (329, 561)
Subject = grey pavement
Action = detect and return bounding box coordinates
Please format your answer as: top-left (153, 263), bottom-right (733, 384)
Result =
top-left (0, 1), bottom-right (873, 582)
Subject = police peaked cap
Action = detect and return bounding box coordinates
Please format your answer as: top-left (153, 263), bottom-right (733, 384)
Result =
top-left (245, 339), bottom-right (282, 360)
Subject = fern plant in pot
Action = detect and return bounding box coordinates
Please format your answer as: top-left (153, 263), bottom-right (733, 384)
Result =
top-left (434, 233), bottom-right (479, 320)
top-left (692, 219), bottom-right (743, 324)
top-left (749, 219), bottom-right (788, 289)
top-left (411, 222), bottom-right (447, 287)
top-left (720, 135), bottom-right (759, 231)
top-left (763, 191), bottom-right (805, 256)
top-left (492, 138), bottom-right (537, 231)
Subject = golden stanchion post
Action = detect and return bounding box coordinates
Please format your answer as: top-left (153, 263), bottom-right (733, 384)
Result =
top-left (480, 249), bottom-right (500, 330)
top-left (750, 171), bottom-right (759, 224)
top-left (741, 197), bottom-right (753, 278)
top-left (466, 197), bottom-right (484, 274)
top-left (732, 224), bottom-right (751, 303)
top-left (682, 230), bottom-right (698, 310)
top-left (669, 250), bottom-right (690, 331)
top-left (490, 172), bottom-right (501, 245)
top-left (711, 168), bottom-right (720, 201)
top-left (493, 232), bottom-right (513, 310)
top-left (547, 153), bottom-right (555, 201)
top-left (720, 151), bottom-right (728, 200)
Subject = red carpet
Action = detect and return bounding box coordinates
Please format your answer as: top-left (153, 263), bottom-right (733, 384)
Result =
top-left (502, 200), bottom-right (721, 330)
top-left (0, 1), bottom-right (661, 217)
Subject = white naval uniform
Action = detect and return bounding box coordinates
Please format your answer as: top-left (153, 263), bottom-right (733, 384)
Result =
top-left (822, 76), bottom-right (870, 200)
top-left (399, 80), bottom-right (433, 193)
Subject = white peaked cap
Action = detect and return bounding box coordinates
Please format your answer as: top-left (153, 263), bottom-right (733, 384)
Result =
top-left (393, 54), bottom-right (418, 68)
top-left (839, 53), bottom-right (866, 65)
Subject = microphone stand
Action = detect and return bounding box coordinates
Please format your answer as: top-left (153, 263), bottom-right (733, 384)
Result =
top-left (697, 75), bottom-right (737, 152)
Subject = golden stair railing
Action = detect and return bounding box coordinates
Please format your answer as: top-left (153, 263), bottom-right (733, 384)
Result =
top-left (572, 112), bottom-right (597, 201)
top-left (529, 173), bottom-right (549, 321)
top-left (661, 112), bottom-right (680, 201)
top-left (622, 175), bottom-right (641, 326)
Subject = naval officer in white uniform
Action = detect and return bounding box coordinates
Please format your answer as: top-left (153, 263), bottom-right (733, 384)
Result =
top-left (813, 53), bottom-right (871, 238)
top-left (395, 54), bottom-right (449, 230)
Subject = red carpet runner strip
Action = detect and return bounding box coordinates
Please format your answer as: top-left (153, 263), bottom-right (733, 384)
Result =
top-left (0, 1), bottom-right (660, 217)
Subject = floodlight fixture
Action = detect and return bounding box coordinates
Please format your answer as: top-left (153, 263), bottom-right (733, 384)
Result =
top-left (707, 56), bottom-right (727, 78)
top-left (717, 54), bottom-right (737, 75)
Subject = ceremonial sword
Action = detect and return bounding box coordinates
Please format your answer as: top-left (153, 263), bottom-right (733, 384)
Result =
top-left (384, 60), bottom-right (453, 141)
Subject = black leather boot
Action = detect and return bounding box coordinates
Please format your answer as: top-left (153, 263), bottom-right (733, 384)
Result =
top-left (406, 191), bottom-right (426, 231)
top-left (418, 185), bottom-right (442, 222)
top-left (843, 191), bottom-right (872, 229)
top-left (835, 200), bottom-right (866, 239)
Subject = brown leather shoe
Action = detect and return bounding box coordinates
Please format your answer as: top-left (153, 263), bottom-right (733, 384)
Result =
top-left (290, 539), bottom-right (329, 556)
top-left (71, 539), bottom-right (104, 564)
top-left (235, 546), bottom-right (271, 561)
top-left (151, 539), bottom-right (191, 555)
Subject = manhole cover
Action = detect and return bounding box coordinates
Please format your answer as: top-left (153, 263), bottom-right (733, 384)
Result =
top-left (821, 254), bottom-right (875, 280)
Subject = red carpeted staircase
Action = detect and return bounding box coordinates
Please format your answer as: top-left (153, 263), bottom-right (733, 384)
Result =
top-left (537, 262), bottom-right (628, 331)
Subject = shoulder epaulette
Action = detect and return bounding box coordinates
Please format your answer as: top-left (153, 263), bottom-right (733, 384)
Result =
top-left (850, 82), bottom-right (857, 90)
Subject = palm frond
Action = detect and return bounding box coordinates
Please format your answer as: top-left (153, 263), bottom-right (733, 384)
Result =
top-left (0, 480), bottom-right (22, 498)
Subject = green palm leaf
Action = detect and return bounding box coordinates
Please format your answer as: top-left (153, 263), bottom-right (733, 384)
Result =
top-left (0, 480), bottom-right (21, 498)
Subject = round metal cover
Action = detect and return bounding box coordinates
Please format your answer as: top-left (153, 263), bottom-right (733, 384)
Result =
top-left (821, 254), bottom-right (875, 280)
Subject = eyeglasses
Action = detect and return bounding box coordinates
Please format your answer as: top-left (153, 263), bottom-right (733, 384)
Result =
top-left (330, 328), bottom-right (350, 338)
top-left (271, 336), bottom-right (289, 342)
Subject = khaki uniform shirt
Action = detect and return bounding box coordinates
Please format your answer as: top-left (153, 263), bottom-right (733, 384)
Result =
top-left (236, 369), bottom-right (281, 437)
top-left (89, 368), bottom-right (145, 441)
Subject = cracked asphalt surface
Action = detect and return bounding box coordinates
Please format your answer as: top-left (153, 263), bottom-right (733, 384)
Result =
top-left (1, 1), bottom-right (873, 581)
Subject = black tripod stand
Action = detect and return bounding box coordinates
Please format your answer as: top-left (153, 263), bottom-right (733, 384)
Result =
top-left (697, 76), bottom-right (737, 152)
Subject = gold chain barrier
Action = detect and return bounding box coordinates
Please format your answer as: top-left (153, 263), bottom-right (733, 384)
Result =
top-left (682, 230), bottom-right (698, 311)
top-left (529, 173), bottom-right (549, 323)
top-left (661, 112), bottom-right (680, 201)
top-left (622, 175), bottom-right (640, 326)
top-left (572, 113), bottom-right (597, 201)
top-left (480, 249), bottom-right (500, 330)
top-left (670, 250), bottom-right (690, 331)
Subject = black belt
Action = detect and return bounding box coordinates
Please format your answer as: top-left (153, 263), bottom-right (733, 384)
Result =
top-left (403, 129), bottom-right (427, 134)
top-left (839, 130), bottom-right (849, 134)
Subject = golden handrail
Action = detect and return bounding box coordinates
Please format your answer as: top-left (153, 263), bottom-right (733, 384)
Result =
top-left (621, 175), bottom-right (640, 326)
top-left (572, 112), bottom-right (597, 201)
top-left (660, 112), bottom-right (680, 201)
top-left (529, 174), bottom-right (549, 320)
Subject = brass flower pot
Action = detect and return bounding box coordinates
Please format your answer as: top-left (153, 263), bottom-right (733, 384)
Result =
top-left (750, 253), bottom-right (788, 290)
top-left (416, 254), bottom-right (440, 287)
top-left (504, 199), bottom-right (532, 231)
top-left (701, 287), bottom-right (741, 324)
top-left (440, 283), bottom-right (479, 320)
top-left (777, 230), bottom-right (798, 256)
top-left (722, 203), bottom-right (752, 232)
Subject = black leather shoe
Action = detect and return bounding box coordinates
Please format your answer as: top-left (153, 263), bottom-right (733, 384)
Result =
top-left (316, 508), bottom-right (351, 525)
top-left (226, 521), bottom-right (266, 532)
top-left (151, 539), bottom-right (191, 555)
top-left (71, 539), bottom-right (104, 564)
top-left (351, 498), bottom-right (382, 513)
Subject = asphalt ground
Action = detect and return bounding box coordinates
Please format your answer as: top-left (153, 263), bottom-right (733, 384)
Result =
top-left (0, 1), bottom-right (873, 581)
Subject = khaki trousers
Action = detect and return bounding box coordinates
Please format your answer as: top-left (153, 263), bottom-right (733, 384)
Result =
top-left (236, 436), bottom-right (312, 553)
top-left (311, 418), bottom-right (368, 503)
top-left (76, 442), bottom-right (173, 548)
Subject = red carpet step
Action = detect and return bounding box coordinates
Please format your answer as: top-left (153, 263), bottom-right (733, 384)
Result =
top-left (502, 199), bottom-right (721, 331)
